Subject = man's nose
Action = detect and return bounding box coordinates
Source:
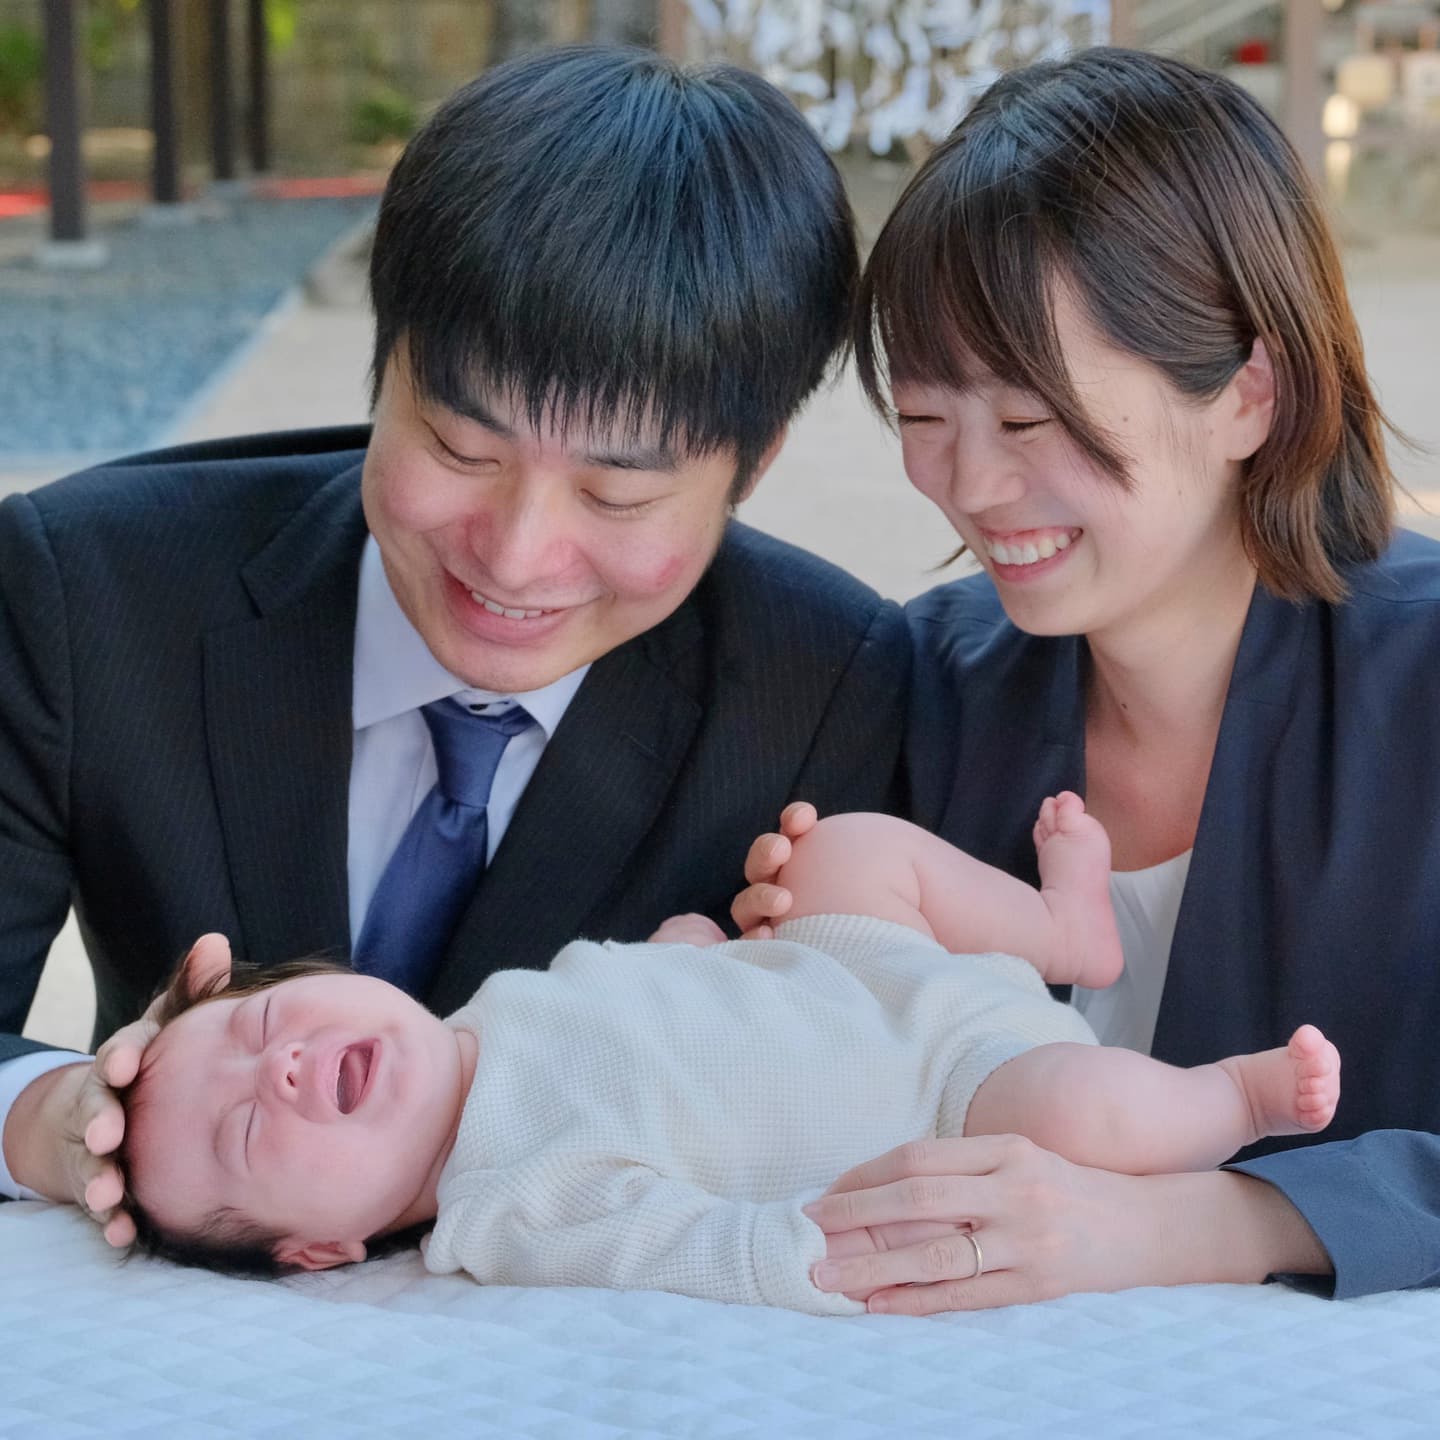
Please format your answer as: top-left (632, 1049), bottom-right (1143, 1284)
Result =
top-left (471, 484), bottom-right (569, 592)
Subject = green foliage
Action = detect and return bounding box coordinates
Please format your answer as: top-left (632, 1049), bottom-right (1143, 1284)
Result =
top-left (0, 22), bottom-right (42, 136)
top-left (86, 0), bottom-right (142, 74)
top-left (266, 0), bottom-right (299, 53)
top-left (350, 83), bottom-right (417, 147)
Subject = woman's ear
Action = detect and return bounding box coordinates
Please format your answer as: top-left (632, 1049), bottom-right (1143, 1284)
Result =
top-left (276, 1237), bottom-right (369, 1272)
top-left (1220, 337), bottom-right (1277, 462)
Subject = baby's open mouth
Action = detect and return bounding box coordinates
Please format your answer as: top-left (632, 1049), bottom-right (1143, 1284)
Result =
top-left (336, 1041), bottom-right (375, 1114)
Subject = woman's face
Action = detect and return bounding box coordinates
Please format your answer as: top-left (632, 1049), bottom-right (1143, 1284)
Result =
top-left (891, 291), bottom-right (1262, 653)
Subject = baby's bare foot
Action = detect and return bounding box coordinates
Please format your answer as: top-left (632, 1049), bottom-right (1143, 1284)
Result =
top-left (1032, 792), bottom-right (1124, 988)
top-left (1219, 1024), bottom-right (1341, 1145)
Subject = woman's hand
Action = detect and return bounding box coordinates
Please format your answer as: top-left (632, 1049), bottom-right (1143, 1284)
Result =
top-left (803, 1135), bottom-right (1329, 1314)
top-left (730, 801), bottom-right (820, 939)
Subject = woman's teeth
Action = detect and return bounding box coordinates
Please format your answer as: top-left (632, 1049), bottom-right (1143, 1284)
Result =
top-left (470, 590), bottom-right (547, 620)
top-left (984, 531), bottom-right (1075, 567)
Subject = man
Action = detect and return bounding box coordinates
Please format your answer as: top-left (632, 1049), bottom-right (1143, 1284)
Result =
top-left (0, 48), bottom-right (908, 1233)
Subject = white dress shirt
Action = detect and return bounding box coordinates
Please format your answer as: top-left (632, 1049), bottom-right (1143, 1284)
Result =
top-left (0, 536), bottom-right (587, 1198)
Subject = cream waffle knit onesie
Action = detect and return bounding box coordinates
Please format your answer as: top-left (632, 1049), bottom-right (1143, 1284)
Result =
top-left (424, 913), bottom-right (1097, 1315)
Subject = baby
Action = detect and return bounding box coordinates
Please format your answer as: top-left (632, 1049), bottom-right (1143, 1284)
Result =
top-left (119, 796), bottom-right (1339, 1315)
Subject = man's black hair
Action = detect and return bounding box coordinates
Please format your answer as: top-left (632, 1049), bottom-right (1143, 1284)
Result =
top-left (369, 44), bottom-right (857, 482)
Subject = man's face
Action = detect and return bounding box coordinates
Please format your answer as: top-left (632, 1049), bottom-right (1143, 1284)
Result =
top-left (362, 354), bottom-right (767, 693)
top-left (126, 974), bottom-right (467, 1267)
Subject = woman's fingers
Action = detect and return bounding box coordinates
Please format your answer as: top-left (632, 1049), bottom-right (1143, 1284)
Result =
top-left (818, 1135), bottom-right (1015, 1204)
top-left (805, 1171), bottom-right (990, 1235)
top-left (865, 1271), bottom-right (1043, 1316)
top-left (814, 1226), bottom-right (1000, 1298)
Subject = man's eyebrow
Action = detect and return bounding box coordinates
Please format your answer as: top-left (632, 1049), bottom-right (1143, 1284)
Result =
top-left (579, 442), bottom-right (679, 474)
top-left (443, 396), bottom-right (518, 442)
top-left (440, 396), bottom-right (679, 472)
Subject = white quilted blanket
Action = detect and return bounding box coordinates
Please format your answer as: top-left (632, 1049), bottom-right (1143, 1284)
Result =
top-left (3, 1201), bottom-right (1438, 1437)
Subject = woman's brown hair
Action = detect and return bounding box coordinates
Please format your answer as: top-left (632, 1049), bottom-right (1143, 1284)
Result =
top-left (856, 47), bottom-right (1398, 603)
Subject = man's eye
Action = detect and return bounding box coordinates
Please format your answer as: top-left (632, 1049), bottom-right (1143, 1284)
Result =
top-left (261, 995), bottom-right (271, 1045)
top-left (895, 413), bottom-right (940, 428)
top-left (436, 439), bottom-right (499, 469)
top-left (245, 1104), bottom-right (256, 1166)
top-left (587, 493), bottom-right (657, 516)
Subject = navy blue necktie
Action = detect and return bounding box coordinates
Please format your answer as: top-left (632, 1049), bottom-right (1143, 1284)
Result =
top-left (354, 699), bottom-right (534, 995)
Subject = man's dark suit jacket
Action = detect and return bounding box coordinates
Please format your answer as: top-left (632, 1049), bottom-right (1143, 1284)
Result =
top-left (905, 527), bottom-right (1440, 1300)
top-left (0, 427), bottom-right (908, 1066)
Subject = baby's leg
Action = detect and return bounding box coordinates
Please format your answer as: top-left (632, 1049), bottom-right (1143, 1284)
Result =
top-left (775, 813), bottom-right (1062, 960)
top-left (776, 804), bottom-right (1121, 986)
top-left (962, 1026), bottom-right (1341, 1174)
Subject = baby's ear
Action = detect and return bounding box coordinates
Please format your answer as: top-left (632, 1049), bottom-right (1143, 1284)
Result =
top-left (180, 933), bottom-right (234, 999)
top-left (276, 1238), bottom-right (368, 1272)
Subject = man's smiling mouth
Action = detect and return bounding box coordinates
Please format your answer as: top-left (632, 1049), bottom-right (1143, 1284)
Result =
top-left (468, 587), bottom-right (555, 620)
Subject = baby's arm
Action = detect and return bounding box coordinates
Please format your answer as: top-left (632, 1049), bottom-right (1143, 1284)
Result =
top-left (426, 1158), bottom-right (863, 1316)
top-left (775, 800), bottom-right (1122, 989)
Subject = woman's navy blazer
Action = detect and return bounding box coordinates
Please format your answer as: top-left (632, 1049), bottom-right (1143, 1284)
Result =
top-left (905, 527), bottom-right (1440, 1298)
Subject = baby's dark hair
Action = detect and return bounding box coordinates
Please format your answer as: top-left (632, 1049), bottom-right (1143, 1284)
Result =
top-left (117, 955), bottom-right (353, 1279)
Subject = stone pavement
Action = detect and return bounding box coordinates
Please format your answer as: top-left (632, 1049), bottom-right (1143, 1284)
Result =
top-left (13, 222), bottom-right (1440, 1051)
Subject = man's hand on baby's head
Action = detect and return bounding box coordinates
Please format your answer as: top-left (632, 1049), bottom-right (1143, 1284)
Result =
top-left (87, 933), bottom-right (234, 1246)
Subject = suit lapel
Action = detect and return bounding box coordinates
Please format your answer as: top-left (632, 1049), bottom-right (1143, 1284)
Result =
top-left (204, 470), bottom-right (368, 965)
top-left (426, 607), bottom-right (704, 1015)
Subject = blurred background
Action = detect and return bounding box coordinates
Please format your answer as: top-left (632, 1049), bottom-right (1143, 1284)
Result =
top-left (6, 1), bottom-right (1440, 1045)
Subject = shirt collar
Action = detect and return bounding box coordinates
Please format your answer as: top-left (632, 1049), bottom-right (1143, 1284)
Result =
top-left (352, 535), bottom-right (589, 737)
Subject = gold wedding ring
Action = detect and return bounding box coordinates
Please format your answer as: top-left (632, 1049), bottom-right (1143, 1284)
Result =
top-left (963, 1231), bottom-right (984, 1279)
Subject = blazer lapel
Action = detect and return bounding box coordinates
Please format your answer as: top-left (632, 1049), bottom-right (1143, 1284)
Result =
top-left (426, 606), bottom-right (704, 1015)
top-left (1150, 582), bottom-right (1313, 1064)
top-left (204, 470), bottom-right (369, 965)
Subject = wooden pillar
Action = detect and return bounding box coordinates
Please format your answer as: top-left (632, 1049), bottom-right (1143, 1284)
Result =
top-left (150, 0), bottom-right (183, 205)
top-left (1282, 0), bottom-right (1324, 181)
top-left (209, 0), bottom-right (236, 182)
top-left (42, 0), bottom-right (87, 243)
top-left (246, 0), bottom-right (269, 174)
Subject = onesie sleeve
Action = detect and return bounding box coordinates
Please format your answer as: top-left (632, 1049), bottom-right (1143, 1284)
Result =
top-left (425, 1153), bottom-right (863, 1316)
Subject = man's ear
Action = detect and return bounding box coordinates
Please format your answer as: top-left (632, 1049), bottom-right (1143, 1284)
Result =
top-left (180, 932), bottom-right (234, 999)
top-left (275, 1237), bottom-right (369, 1272)
top-left (732, 427), bottom-right (788, 507)
top-left (1219, 337), bottom-right (1277, 462)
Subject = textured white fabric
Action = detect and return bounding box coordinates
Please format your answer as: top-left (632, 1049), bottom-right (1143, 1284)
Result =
top-left (1074, 851), bottom-right (1192, 1055)
top-left (425, 914), bottom-right (1097, 1315)
top-left (347, 535), bottom-right (588, 939)
top-left (8, 1202), bottom-right (1440, 1438)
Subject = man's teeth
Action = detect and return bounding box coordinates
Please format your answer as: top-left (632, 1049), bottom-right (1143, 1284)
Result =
top-left (985, 532), bottom-right (1075, 567)
top-left (470, 590), bottom-right (547, 620)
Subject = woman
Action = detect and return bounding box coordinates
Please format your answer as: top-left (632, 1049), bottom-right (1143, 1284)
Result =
top-left (737, 47), bottom-right (1440, 1315)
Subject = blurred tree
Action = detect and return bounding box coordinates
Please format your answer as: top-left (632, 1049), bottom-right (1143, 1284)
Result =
top-left (0, 20), bottom-right (42, 136)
